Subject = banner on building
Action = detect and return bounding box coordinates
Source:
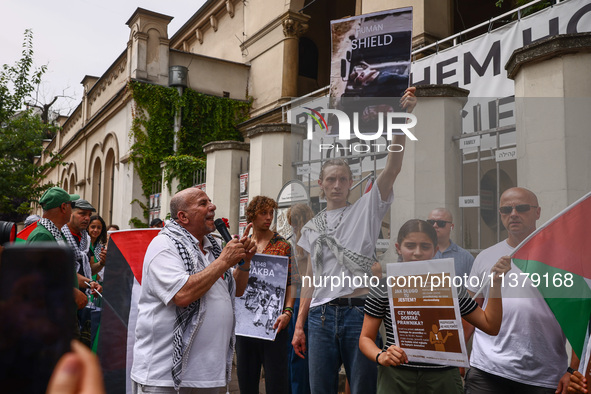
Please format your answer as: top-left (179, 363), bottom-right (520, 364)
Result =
top-left (386, 258), bottom-right (469, 368)
top-left (235, 253), bottom-right (289, 341)
top-left (411, 0), bottom-right (591, 133)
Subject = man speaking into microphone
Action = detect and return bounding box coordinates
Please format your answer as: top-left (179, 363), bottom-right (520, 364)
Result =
top-left (131, 187), bottom-right (256, 393)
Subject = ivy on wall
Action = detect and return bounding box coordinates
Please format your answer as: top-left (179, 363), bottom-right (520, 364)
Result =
top-left (128, 81), bottom-right (250, 225)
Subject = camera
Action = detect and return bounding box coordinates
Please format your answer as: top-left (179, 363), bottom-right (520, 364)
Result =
top-left (0, 221), bottom-right (16, 246)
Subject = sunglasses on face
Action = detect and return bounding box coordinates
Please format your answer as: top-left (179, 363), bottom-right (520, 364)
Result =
top-left (498, 204), bottom-right (538, 214)
top-left (426, 219), bottom-right (452, 227)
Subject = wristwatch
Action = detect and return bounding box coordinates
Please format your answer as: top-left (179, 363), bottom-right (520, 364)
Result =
top-left (376, 350), bottom-right (386, 365)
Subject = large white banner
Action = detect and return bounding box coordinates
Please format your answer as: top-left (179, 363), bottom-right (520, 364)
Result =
top-left (411, 0), bottom-right (591, 133)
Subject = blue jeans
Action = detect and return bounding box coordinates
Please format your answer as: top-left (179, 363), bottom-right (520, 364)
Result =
top-left (308, 303), bottom-right (380, 394)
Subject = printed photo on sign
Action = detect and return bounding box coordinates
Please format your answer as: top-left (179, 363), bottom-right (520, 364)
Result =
top-left (235, 253), bottom-right (289, 341)
top-left (329, 7), bottom-right (413, 137)
top-left (240, 173), bottom-right (248, 195)
top-left (386, 258), bottom-right (470, 367)
top-left (330, 7), bottom-right (413, 100)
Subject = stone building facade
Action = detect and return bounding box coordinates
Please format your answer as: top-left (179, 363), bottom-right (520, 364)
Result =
top-left (34, 0), bottom-right (591, 255)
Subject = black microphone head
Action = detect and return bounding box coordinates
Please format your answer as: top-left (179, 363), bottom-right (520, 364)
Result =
top-left (214, 218), bottom-right (232, 241)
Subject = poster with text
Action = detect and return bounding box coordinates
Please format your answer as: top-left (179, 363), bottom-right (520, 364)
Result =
top-left (236, 253), bottom-right (289, 340)
top-left (386, 258), bottom-right (469, 367)
top-left (330, 7), bottom-right (412, 136)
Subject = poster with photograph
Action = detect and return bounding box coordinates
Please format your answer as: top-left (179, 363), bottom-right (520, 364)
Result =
top-left (238, 221), bottom-right (247, 238)
top-left (239, 198), bottom-right (248, 219)
top-left (329, 8), bottom-right (413, 136)
top-left (236, 253), bottom-right (289, 340)
top-left (240, 173), bottom-right (248, 196)
top-left (386, 258), bottom-right (469, 367)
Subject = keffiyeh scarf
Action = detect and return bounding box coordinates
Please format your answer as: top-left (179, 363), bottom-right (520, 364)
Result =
top-left (61, 224), bottom-right (92, 281)
top-left (304, 209), bottom-right (375, 278)
top-left (37, 218), bottom-right (66, 246)
top-left (161, 220), bottom-right (235, 391)
top-left (92, 242), bottom-right (104, 263)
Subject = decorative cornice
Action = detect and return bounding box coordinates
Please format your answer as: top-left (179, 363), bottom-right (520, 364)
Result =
top-left (241, 11), bottom-right (310, 51)
top-left (246, 123), bottom-right (303, 139)
top-left (203, 140), bottom-right (250, 154)
top-left (283, 18), bottom-right (308, 38)
top-left (226, 0), bottom-right (234, 18)
top-left (88, 57), bottom-right (127, 104)
top-left (506, 33), bottom-right (591, 80)
top-left (133, 31), bottom-right (149, 41)
top-left (414, 84), bottom-right (470, 98)
top-left (170, 0), bottom-right (230, 49)
top-left (210, 15), bottom-right (218, 32)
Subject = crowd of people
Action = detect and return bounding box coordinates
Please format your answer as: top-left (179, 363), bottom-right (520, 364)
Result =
top-left (5, 85), bottom-right (589, 394)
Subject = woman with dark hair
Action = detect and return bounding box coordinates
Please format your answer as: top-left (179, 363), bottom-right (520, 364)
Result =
top-left (88, 215), bottom-right (107, 281)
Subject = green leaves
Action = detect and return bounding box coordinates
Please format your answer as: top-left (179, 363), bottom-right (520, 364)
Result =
top-left (128, 81), bottom-right (250, 224)
top-left (0, 30), bottom-right (60, 221)
top-left (163, 155), bottom-right (206, 192)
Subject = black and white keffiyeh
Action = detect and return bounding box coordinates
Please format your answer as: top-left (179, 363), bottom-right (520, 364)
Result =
top-left (61, 224), bottom-right (92, 280)
top-left (92, 242), bottom-right (104, 263)
top-left (161, 220), bottom-right (235, 391)
top-left (37, 218), bottom-right (66, 245)
top-left (304, 209), bottom-right (375, 278)
top-left (92, 242), bottom-right (105, 279)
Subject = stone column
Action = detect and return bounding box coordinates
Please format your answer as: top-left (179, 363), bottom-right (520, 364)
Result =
top-left (282, 14), bottom-right (309, 98)
top-left (203, 141), bottom-right (250, 232)
top-left (506, 33), bottom-right (591, 221)
top-left (246, 123), bottom-right (305, 200)
top-left (390, 85), bottom-right (469, 235)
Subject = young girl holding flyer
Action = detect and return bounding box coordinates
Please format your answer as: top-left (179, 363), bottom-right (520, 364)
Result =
top-left (359, 219), bottom-right (510, 393)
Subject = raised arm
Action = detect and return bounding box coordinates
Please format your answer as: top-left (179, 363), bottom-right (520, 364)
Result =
top-left (376, 86), bottom-right (416, 200)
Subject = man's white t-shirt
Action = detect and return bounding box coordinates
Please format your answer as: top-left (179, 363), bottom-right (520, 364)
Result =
top-left (131, 234), bottom-right (234, 388)
top-left (298, 185), bottom-right (393, 308)
top-left (467, 240), bottom-right (567, 388)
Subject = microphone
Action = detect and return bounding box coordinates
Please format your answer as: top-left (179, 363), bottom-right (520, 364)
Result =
top-left (214, 218), bottom-right (245, 266)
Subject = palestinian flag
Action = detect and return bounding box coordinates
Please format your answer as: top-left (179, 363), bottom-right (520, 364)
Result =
top-left (15, 222), bottom-right (37, 243)
top-left (97, 229), bottom-right (160, 393)
top-left (512, 191), bottom-right (591, 359)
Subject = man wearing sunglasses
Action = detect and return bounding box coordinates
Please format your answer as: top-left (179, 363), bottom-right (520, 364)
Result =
top-left (465, 187), bottom-right (575, 394)
top-left (427, 208), bottom-right (474, 279)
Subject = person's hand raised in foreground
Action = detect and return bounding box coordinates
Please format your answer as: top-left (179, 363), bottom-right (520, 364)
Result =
top-left (46, 340), bottom-right (105, 394)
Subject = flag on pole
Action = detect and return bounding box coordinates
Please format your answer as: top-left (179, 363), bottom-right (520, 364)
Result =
top-left (97, 229), bottom-right (160, 394)
top-left (511, 191), bottom-right (591, 359)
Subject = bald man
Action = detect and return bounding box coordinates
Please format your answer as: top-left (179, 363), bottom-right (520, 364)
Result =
top-left (131, 188), bottom-right (256, 393)
top-left (465, 187), bottom-right (575, 394)
top-left (427, 208), bottom-right (474, 278)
